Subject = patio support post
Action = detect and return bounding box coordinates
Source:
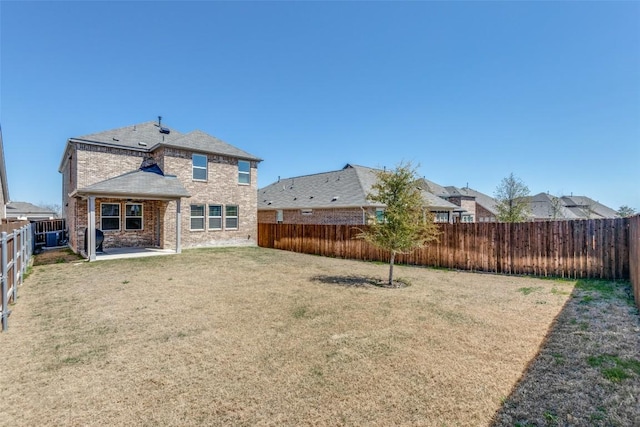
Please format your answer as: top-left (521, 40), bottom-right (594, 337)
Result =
top-left (87, 196), bottom-right (96, 261)
top-left (176, 199), bottom-right (182, 254)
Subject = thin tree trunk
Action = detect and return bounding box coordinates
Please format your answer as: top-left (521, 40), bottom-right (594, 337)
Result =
top-left (388, 251), bottom-right (395, 286)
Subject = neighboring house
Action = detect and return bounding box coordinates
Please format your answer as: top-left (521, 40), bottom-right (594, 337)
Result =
top-left (0, 125), bottom-right (10, 220)
top-left (6, 202), bottom-right (57, 221)
top-left (444, 186), bottom-right (499, 222)
top-left (518, 193), bottom-right (619, 221)
top-left (258, 164), bottom-right (463, 225)
top-left (59, 120), bottom-right (261, 260)
top-left (526, 193), bottom-right (581, 221)
top-left (560, 195), bottom-right (619, 220)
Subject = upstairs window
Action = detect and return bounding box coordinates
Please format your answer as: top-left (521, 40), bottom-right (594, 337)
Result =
top-left (125, 203), bottom-right (143, 230)
top-left (225, 205), bottom-right (239, 229)
top-left (101, 203), bottom-right (120, 231)
top-left (238, 160), bottom-right (250, 184)
top-left (192, 154), bottom-right (207, 181)
top-left (208, 204), bottom-right (222, 230)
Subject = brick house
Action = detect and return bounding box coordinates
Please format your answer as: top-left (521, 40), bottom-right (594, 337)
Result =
top-left (59, 120), bottom-right (261, 260)
top-left (258, 164), bottom-right (463, 225)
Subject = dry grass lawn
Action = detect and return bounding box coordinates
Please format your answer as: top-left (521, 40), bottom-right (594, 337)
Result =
top-left (1, 247), bottom-right (575, 426)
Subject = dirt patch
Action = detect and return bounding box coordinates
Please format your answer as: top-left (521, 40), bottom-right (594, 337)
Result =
top-left (33, 247), bottom-right (84, 266)
top-left (1, 247), bottom-right (575, 425)
top-left (312, 274), bottom-right (410, 288)
top-left (493, 280), bottom-right (640, 426)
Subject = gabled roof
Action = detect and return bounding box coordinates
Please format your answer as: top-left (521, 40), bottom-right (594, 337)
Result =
top-left (258, 164), bottom-right (460, 211)
top-left (161, 130), bottom-right (260, 161)
top-left (7, 202), bottom-right (57, 217)
top-left (446, 186), bottom-right (499, 215)
top-left (73, 168), bottom-right (190, 200)
top-left (60, 121), bottom-right (261, 171)
top-left (418, 178), bottom-right (450, 198)
top-left (526, 193), bottom-right (582, 220)
top-left (560, 196), bottom-right (619, 219)
top-left (70, 121), bottom-right (184, 151)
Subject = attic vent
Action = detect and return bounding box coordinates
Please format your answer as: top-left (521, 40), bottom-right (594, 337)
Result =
top-left (159, 127), bottom-right (170, 134)
top-left (138, 141), bottom-right (147, 146)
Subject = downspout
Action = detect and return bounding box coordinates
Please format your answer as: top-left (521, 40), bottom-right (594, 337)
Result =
top-left (361, 207), bottom-right (366, 225)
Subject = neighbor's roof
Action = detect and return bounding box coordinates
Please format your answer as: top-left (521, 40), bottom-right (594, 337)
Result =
top-left (7, 202), bottom-right (57, 216)
top-left (560, 196), bottom-right (619, 219)
top-left (258, 164), bottom-right (460, 211)
top-left (445, 186), bottom-right (499, 215)
top-left (60, 121), bottom-right (261, 171)
top-left (73, 169), bottom-right (190, 200)
top-left (526, 193), bottom-right (582, 220)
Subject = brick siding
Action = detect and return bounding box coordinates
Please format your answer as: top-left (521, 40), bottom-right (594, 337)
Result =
top-left (63, 141), bottom-right (259, 254)
top-left (259, 207), bottom-right (378, 225)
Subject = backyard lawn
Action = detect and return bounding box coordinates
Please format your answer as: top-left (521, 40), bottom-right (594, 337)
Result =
top-left (0, 247), bottom-right (598, 425)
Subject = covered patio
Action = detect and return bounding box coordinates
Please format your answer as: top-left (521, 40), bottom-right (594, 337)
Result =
top-left (94, 246), bottom-right (176, 261)
top-left (70, 164), bottom-right (190, 261)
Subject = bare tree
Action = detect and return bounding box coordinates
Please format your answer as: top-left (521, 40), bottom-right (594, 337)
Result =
top-left (494, 173), bottom-right (531, 222)
top-left (548, 194), bottom-right (564, 220)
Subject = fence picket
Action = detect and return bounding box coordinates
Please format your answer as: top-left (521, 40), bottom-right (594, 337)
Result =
top-left (258, 218), bottom-right (632, 282)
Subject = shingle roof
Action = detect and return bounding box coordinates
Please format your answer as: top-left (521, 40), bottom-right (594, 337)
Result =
top-left (560, 196), bottom-right (619, 219)
top-left (446, 186), bottom-right (499, 215)
top-left (161, 130), bottom-right (261, 161)
top-left (526, 193), bottom-right (582, 220)
top-left (63, 121), bottom-right (261, 170)
top-left (7, 202), bottom-right (57, 216)
top-left (418, 178), bottom-right (450, 198)
top-left (74, 169), bottom-right (190, 200)
top-left (258, 164), bottom-right (460, 211)
top-left (71, 121), bottom-right (184, 151)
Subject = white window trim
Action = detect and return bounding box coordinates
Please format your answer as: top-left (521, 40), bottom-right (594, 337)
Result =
top-left (100, 202), bottom-right (120, 231)
top-left (190, 204), bottom-right (206, 231)
top-left (238, 160), bottom-right (251, 185)
top-left (192, 154), bottom-right (208, 182)
top-left (208, 204), bottom-right (222, 231)
top-left (225, 205), bottom-right (239, 230)
top-left (125, 203), bottom-right (144, 231)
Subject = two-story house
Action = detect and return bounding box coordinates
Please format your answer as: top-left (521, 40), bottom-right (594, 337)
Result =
top-left (59, 120), bottom-right (261, 260)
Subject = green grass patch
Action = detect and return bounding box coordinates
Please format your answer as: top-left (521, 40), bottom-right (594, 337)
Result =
top-left (587, 354), bottom-right (640, 382)
top-left (517, 286), bottom-right (542, 296)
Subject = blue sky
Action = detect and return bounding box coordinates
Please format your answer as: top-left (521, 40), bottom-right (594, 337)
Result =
top-left (1, 1), bottom-right (639, 211)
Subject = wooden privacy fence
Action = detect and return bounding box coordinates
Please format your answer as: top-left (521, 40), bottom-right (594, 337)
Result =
top-left (258, 218), bottom-right (631, 281)
top-left (630, 215), bottom-right (640, 310)
top-left (1, 221), bottom-right (33, 331)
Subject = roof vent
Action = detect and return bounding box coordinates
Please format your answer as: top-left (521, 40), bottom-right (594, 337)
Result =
top-left (331, 196), bottom-right (339, 202)
top-left (159, 127), bottom-right (170, 134)
top-left (138, 141), bottom-right (147, 146)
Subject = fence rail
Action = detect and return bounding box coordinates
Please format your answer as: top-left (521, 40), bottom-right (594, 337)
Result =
top-left (258, 218), bottom-right (631, 281)
top-left (1, 221), bottom-right (33, 331)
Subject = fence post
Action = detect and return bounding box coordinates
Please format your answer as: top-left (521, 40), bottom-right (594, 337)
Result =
top-left (20, 226), bottom-right (24, 282)
top-left (1, 232), bottom-right (8, 331)
top-left (13, 229), bottom-right (18, 301)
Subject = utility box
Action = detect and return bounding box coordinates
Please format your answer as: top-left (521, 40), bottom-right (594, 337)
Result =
top-left (45, 232), bottom-right (61, 247)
